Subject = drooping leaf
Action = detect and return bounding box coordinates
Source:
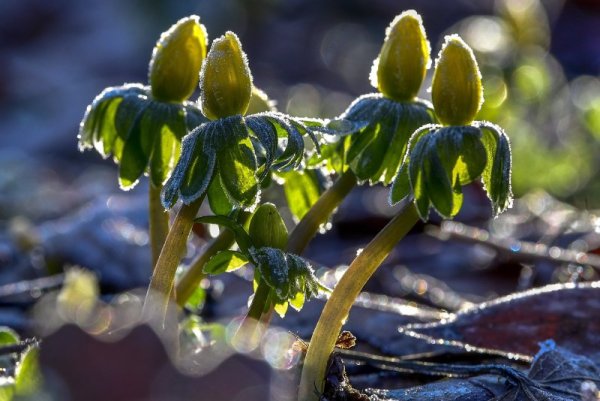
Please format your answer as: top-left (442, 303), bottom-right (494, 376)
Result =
top-left (423, 148), bottom-right (454, 218)
top-left (266, 115), bottom-right (305, 171)
top-left (207, 175), bottom-right (234, 215)
top-left (149, 103), bottom-right (186, 186)
top-left (119, 108), bottom-right (153, 189)
top-left (203, 250), bottom-right (249, 275)
top-left (390, 165), bottom-right (411, 205)
top-left (478, 121), bottom-right (513, 216)
top-left (217, 136), bottom-right (258, 207)
top-left (246, 115), bottom-right (278, 178)
top-left (252, 247), bottom-right (290, 300)
top-left (161, 123), bottom-right (215, 207)
top-left (408, 132), bottom-right (434, 220)
top-left (435, 126), bottom-right (486, 186)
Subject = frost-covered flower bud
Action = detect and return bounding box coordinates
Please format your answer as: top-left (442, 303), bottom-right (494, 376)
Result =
top-left (149, 16), bottom-right (208, 102)
top-left (249, 203), bottom-right (288, 250)
top-left (371, 10), bottom-right (431, 102)
top-left (432, 35), bottom-right (483, 126)
top-left (200, 31), bottom-right (252, 120)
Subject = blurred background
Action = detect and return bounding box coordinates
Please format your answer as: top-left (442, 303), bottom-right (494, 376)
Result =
top-left (0, 0), bottom-right (599, 293)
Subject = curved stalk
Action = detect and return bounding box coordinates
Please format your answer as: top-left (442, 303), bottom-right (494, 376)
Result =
top-left (175, 229), bottom-right (235, 306)
top-left (286, 169), bottom-right (357, 255)
top-left (143, 196), bottom-right (204, 324)
top-left (175, 211), bottom-right (251, 306)
top-left (297, 200), bottom-right (419, 401)
top-left (149, 183), bottom-right (170, 269)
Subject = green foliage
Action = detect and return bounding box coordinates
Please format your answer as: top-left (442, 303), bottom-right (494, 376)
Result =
top-left (161, 112), bottom-right (328, 211)
top-left (0, 329), bottom-right (40, 401)
top-left (79, 15), bottom-right (208, 189)
top-left (203, 250), bottom-right (249, 275)
top-left (278, 170), bottom-right (326, 221)
top-left (341, 95), bottom-right (434, 184)
top-left (391, 123), bottom-right (512, 219)
top-left (197, 212), bottom-right (324, 317)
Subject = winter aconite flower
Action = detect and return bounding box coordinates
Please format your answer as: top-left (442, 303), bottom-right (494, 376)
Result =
top-left (78, 16), bottom-right (208, 189)
top-left (161, 32), bottom-right (332, 212)
top-left (391, 35), bottom-right (512, 219)
top-left (333, 11), bottom-right (435, 185)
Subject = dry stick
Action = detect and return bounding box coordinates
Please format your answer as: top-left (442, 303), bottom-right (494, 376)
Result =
top-left (428, 221), bottom-right (600, 269)
top-left (298, 199), bottom-right (419, 401)
top-left (149, 183), bottom-right (170, 269)
top-left (242, 170), bottom-right (358, 328)
top-left (143, 196), bottom-right (204, 324)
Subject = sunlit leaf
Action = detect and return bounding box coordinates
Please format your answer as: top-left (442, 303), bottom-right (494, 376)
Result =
top-left (280, 170), bottom-right (323, 221)
top-left (203, 250), bottom-right (249, 275)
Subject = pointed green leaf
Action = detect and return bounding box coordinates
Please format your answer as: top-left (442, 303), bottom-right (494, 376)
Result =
top-left (203, 250), bottom-right (249, 275)
top-left (14, 347), bottom-right (40, 396)
top-left (217, 136), bottom-right (258, 207)
top-left (149, 104), bottom-right (186, 186)
top-left (273, 299), bottom-right (289, 318)
top-left (478, 121), bottom-right (513, 216)
top-left (408, 131), bottom-right (434, 220)
top-left (390, 165), bottom-right (411, 205)
top-left (178, 126), bottom-right (216, 204)
top-left (207, 176), bottom-right (234, 216)
top-left (118, 109), bottom-right (153, 189)
top-left (424, 146), bottom-right (454, 218)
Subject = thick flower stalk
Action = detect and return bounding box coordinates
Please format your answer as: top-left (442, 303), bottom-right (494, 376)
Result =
top-left (78, 16), bottom-right (208, 267)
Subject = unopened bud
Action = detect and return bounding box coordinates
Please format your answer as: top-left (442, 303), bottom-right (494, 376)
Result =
top-left (371, 10), bottom-right (431, 102)
top-left (432, 35), bottom-right (483, 126)
top-left (249, 203), bottom-right (288, 250)
top-left (149, 16), bottom-right (208, 102)
top-left (200, 31), bottom-right (252, 120)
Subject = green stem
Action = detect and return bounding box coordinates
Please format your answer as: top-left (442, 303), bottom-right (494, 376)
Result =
top-left (286, 169), bottom-right (357, 255)
top-left (175, 211), bottom-right (251, 307)
top-left (297, 200), bottom-right (419, 401)
top-left (233, 278), bottom-right (272, 348)
top-left (175, 229), bottom-right (235, 306)
top-left (246, 278), bottom-right (271, 322)
top-left (149, 183), bottom-right (170, 269)
top-left (143, 196), bottom-right (204, 324)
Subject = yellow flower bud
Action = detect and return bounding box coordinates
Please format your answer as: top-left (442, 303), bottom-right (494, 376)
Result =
top-left (200, 31), bottom-right (253, 120)
top-left (149, 16), bottom-right (208, 103)
top-left (432, 35), bottom-right (484, 126)
top-left (249, 203), bottom-right (288, 250)
top-left (371, 10), bottom-right (431, 102)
